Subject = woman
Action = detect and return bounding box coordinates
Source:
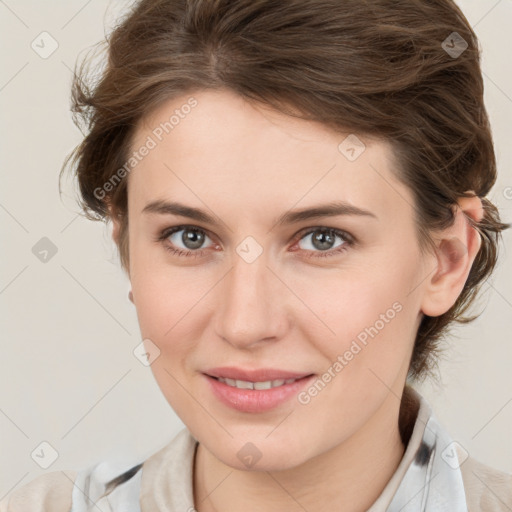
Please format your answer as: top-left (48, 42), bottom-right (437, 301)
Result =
top-left (2, 0), bottom-right (511, 510)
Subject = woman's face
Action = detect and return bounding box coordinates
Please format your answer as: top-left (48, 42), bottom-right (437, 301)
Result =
top-left (123, 88), bottom-right (432, 470)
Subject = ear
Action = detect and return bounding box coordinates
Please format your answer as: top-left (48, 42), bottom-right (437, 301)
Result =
top-left (107, 200), bottom-right (122, 245)
top-left (420, 192), bottom-right (484, 317)
top-left (111, 214), bottom-right (121, 246)
top-left (108, 206), bottom-right (131, 279)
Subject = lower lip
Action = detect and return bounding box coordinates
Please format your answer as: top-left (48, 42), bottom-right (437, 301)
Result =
top-left (204, 374), bottom-right (315, 413)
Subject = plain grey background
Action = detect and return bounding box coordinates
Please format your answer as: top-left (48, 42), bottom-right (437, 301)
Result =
top-left (1, 0), bottom-right (511, 500)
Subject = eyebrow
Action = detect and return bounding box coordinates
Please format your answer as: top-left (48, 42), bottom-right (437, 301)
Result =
top-left (142, 200), bottom-right (377, 226)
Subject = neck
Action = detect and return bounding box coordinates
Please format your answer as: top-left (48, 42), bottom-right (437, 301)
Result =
top-left (193, 388), bottom-right (415, 512)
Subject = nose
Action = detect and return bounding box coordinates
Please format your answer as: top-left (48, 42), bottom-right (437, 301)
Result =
top-left (213, 251), bottom-right (289, 350)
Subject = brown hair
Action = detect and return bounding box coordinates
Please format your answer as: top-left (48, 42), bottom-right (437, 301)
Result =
top-left (61, 0), bottom-right (509, 383)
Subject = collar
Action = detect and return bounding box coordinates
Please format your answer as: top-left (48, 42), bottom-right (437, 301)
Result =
top-left (372, 386), bottom-right (469, 511)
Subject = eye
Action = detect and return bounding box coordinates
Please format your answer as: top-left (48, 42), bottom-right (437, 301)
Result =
top-left (156, 225), bottom-right (216, 258)
top-left (156, 225), bottom-right (354, 259)
top-left (293, 227), bottom-right (353, 258)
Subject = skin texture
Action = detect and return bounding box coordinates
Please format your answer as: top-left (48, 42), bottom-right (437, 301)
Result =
top-left (112, 88), bottom-right (483, 512)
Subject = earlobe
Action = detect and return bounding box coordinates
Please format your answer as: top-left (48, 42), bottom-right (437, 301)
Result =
top-left (420, 194), bottom-right (483, 317)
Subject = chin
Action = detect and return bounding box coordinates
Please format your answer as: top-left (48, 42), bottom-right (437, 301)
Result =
top-left (205, 435), bottom-right (313, 473)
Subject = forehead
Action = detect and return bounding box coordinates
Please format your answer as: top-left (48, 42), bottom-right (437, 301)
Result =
top-left (127, 89), bottom-right (413, 223)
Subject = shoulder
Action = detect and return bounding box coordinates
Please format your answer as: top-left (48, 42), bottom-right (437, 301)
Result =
top-left (0, 470), bottom-right (77, 512)
top-left (456, 444), bottom-right (512, 512)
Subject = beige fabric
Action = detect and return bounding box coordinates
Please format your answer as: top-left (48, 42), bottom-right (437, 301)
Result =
top-left (139, 427), bottom-right (198, 510)
top-left (0, 470), bottom-right (77, 512)
top-left (457, 444), bottom-right (512, 512)
top-left (1, 393), bottom-right (511, 511)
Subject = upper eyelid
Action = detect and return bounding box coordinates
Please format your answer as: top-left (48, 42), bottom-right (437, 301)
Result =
top-left (298, 225), bottom-right (353, 239)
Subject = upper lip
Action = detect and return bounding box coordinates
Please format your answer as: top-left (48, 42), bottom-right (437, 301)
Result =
top-left (204, 367), bottom-right (314, 382)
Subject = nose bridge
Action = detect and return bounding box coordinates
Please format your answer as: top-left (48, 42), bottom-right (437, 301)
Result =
top-left (214, 246), bottom-right (287, 348)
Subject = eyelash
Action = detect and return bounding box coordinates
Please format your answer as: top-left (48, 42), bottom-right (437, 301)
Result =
top-left (155, 225), bottom-right (355, 260)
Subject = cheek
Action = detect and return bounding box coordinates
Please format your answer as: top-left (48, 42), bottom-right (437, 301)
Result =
top-left (132, 272), bottom-right (202, 341)
top-left (129, 252), bottom-right (218, 369)
top-left (130, 265), bottom-right (203, 413)
top-left (301, 258), bottom-right (420, 377)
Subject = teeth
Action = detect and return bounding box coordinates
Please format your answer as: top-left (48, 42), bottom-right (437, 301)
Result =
top-left (235, 379), bottom-right (254, 389)
top-left (216, 377), bottom-right (299, 389)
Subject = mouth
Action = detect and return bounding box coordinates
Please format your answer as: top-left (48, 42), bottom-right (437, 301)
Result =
top-left (202, 369), bottom-right (316, 413)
